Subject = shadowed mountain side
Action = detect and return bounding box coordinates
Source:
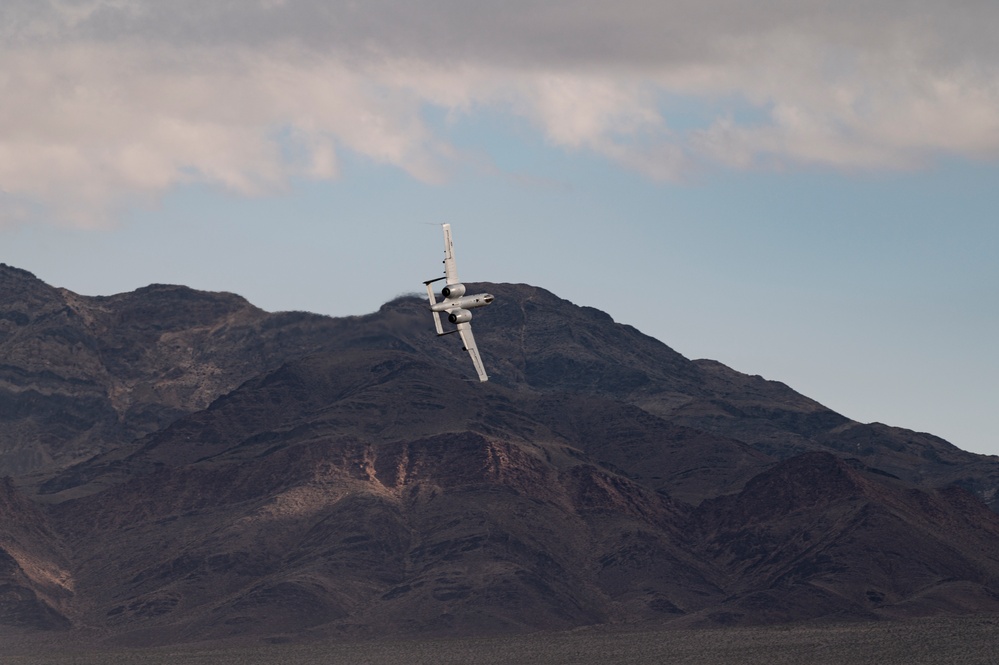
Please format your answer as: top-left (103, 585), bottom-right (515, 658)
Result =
top-left (520, 395), bottom-right (775, 506)
top-left (0, 265), bottom-right (358, 477)
top-left (45, 359), bottom-right (722, 643)
top-left (5, 268), bottom-right (997, 510)
top-left (687, 452), bottom-right (999, 625)
top-left (812, 421), bottom-right (999, 512)
top-left (378, 286), bottom-right (999, 510)
top-left (39, 349), bottom-right (999, 641)
top-left (38, 350), bottom-right (559, 497)
top-left (3, 267), bottom-right (999, 642)
top-left (0, 478), bottom-right (73, 630)
top-left (41, 350), bottom-right (774, 508)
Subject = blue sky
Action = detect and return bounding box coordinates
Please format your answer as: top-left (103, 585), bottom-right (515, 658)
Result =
top-left (1, 1), bottom-right (997, 455)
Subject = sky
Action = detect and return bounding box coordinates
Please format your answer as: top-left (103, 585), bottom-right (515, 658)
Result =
top-left (1, 1), bottom-right (996, 456)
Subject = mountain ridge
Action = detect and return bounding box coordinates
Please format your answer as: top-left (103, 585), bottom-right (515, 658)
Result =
top-left (2, 264), bottom-right (998, 644)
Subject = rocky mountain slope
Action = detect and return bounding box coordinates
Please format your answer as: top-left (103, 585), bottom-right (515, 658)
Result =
top-left (1, 263), bottom-right (998, 644)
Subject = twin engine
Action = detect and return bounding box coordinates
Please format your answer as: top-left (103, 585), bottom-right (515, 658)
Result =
top-left (441, 283), bottom-right (466, 298)
top-left (448, 309), bottom-right (472, 324)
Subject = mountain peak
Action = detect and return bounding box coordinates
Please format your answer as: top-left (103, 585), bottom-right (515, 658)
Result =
top-left (0, 263), bottom-right (41, 282)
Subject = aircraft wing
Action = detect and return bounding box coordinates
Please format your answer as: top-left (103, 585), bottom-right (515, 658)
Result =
top-left (442, 223), bottom-right (459, 284)
top-left (456, 321), bottom-right (488, 382)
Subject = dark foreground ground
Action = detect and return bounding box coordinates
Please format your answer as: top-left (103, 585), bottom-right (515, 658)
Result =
top-left (4, 615), bottom-right (999, 665)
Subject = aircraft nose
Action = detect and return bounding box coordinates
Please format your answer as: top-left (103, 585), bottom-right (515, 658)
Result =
top-left (484, 294), bottom-right (494, 303)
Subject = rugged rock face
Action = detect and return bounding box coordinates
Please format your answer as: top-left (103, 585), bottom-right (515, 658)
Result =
top-left (691, 452), bottom-right (999, 624)
top-left (40, 354), bottom-right (726, 643)
top-left (0, 264), bottom-right (352, 478)
top-left (0, 478), bottom-right (73, 630)
top-left (2, 265), bottom-right (999, 644)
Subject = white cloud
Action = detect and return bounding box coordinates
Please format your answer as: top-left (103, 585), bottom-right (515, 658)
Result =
top-left (1, 0), bottom-right (998, 226)
top-left (0, 40), bottom-right (455, 226)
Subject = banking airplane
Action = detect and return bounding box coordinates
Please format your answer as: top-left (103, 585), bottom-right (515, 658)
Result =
top-left (423, 224), bottom-right (494, 382)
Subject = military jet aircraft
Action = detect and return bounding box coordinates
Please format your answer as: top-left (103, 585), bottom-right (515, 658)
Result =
top-left (423, 224), bottom-right (494, 382)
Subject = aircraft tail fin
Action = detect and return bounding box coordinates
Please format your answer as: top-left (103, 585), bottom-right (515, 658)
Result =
top-left (425, 281), bottom-right (445, 335)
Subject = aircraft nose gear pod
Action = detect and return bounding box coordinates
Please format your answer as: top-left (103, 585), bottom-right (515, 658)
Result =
top-left (423, 224), bottom-right (494, 382)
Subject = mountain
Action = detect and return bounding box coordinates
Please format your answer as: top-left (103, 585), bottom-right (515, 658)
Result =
top-left (0, 477), bottom-right (73, 631)
top-left (2, 263), bottom-right (999, 645)
top-left (690, 452), bottom-right (999, 624)
top-left (0, 264), bottom-right (354, 480)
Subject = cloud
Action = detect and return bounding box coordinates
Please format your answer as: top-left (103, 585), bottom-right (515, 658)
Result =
top-left (0, 39), bottom-right (454, 226)
top-left (2, 0), bottom-right (998, 226)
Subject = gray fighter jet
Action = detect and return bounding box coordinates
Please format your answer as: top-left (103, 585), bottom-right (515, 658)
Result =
top-left (423, 224), bottom-right (494, 381)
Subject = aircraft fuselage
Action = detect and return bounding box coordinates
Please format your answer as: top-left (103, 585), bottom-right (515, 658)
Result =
top-left (430, 293), bottom-right (494, 313)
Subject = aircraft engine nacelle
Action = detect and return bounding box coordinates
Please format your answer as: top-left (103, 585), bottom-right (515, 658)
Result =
top-left (441, 283), bottom-right (466, 298)
top-left (448, 309), bottom-right (472, 324)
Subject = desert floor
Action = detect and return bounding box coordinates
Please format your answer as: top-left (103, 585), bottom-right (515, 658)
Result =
top-left (5, 615), bottom-right (999, 665)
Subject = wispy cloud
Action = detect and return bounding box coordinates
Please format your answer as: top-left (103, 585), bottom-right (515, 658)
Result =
top-left (2, 0), bottom-right (997, 226)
